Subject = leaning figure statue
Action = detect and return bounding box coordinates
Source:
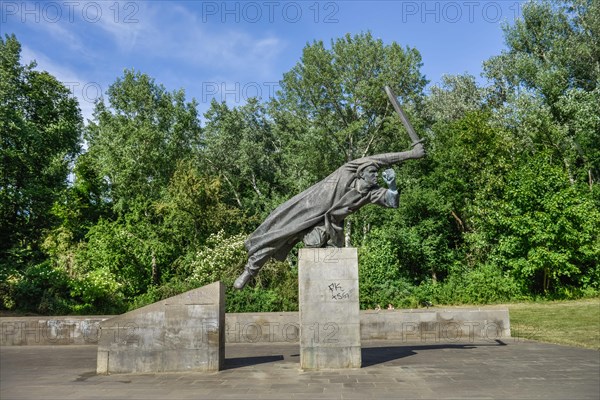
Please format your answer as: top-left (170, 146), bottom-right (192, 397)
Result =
top-left (234, 142), bottom-right (426, 290)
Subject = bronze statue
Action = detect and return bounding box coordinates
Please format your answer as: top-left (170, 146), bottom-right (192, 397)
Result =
top-left (234, 87), bottom-right (425, 289)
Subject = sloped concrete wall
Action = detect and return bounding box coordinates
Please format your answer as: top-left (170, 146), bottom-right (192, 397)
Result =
top-left (96, 281), bottom-right (224, 374)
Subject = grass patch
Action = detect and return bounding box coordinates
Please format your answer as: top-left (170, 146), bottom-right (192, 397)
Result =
top-left (508, 298), bottom-right (600, 350)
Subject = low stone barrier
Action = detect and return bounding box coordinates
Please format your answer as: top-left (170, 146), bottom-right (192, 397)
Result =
top-left (0, 316), bottom-right (111, 346)
top-left (360, 309), bottom-right (511, 342)
top-left (1, 308), bottom-right (510, 346)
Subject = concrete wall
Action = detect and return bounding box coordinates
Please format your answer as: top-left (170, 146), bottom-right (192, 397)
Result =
top-left (226, 309), bottom-right (510, 344)
top-left (225, 312), bottom-right (299, 343)
top-left (360, 309), bottom-right (511, 342)
top-left (1, 316), bottom-right (111, 345)
top-left (299, 248), bottom-right (362, 369)
top-left (96, 281), bottom-right (225, 374)
top-left (1, 308), bottom-right (510, 346)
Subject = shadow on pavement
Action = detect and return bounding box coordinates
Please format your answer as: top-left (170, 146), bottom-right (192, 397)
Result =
top-left (224, 355), bottom-right (284, 369)
top-left (361, 342), bottom-right (505, 367)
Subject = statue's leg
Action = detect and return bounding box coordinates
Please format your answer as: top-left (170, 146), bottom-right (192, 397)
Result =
top-left (234, 247), bottom-right (273, 290)
top-left (324, 218), bottom-right (344, 247)
top-left (245, 248), bottom-right (273, 274)
top-left (303, 225), bottom-right (328, 247)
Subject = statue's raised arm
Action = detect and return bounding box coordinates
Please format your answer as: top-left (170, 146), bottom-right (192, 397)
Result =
top-left (349, 143), bottom-right (426, 169)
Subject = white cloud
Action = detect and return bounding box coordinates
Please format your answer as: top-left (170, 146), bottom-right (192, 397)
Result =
top-left (112, 3), bottom-right (286, 79)
top-left (12, 1), bottom-right (285, 86)
top-left (33, 21), bottom-right (85, 52)
top-left (12, 1), bottom-right (286, 123)
top-left (85, 1), bottom-right (146, 52)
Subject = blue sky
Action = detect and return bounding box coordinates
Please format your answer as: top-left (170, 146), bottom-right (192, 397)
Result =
top-left (1, 1), bottom-right (527, 121)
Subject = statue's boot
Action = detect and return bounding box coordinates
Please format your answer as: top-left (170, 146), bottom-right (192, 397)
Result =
top-left (233, 270), bottom-right (253, 290)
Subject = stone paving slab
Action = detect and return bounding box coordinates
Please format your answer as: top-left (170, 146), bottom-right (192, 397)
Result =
top-left (1, 339), bottom-right (598, 399)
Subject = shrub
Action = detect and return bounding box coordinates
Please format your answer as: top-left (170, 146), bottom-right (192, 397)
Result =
top-left (10, 261), bottom-right (72, 314)
top-left (69, 267), bottom-right (126, 314)
top-left (128, 231), bottom-right (299, 312)
top-left (128, 279), bottom-right (197, 311)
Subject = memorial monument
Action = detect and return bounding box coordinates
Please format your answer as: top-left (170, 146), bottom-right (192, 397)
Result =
top-left (232, 87), bottom-right (425, 369)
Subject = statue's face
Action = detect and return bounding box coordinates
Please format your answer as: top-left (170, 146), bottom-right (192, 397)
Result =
top-left (361, 166), bottom-right (378, 187)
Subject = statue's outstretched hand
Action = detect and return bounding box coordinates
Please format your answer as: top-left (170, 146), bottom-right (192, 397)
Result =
top-left (382, 168), bottom-right (396, 186)
top-left (412, 142), bottom-right (426, 159)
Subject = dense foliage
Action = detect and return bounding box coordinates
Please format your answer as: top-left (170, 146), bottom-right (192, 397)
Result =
top-left (1, 1), bottom-right (598, 314)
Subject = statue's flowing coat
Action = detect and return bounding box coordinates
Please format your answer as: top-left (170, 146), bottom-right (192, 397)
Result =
top-left (244, 153), bottom-right (407, 265)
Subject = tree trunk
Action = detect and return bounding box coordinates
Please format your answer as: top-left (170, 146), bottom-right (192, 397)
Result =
top-left (563, 157), bottom-right (575, 185)
top-left (431, 270), bottom-right (438, 283)
top-left (543, 268), bottom-right (549, 293)
top-left (451, 210), bottom-right (465, 232)
top-left (221, 172), bottom-right (243, 208)
top-left (151, 250), bottom-right (158, 285)
top-left (251, 173), bottom-right (263, 197)
top-left (362, 220), bottom-right (370, 242)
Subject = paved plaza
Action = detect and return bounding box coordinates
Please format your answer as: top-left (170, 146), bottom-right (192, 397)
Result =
top-left (1, 339), bottom-right (599, 399)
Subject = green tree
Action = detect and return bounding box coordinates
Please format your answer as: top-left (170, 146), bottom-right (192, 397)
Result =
top-left (379, 110), bottom-right (512, 286)
top-left (484, 0), bottom-right (600, 186)
top-left (272, 32), bottom-right (427, 187)
top-left (0, 35), bottom-right (82, 268)
top-left (76, 70), bottom-right (205, 298)
top-left (423, 74), bottom-right (489, 125)
top-left (470, 153), bottom-right (600, 296)
top-left (464, 0), bottom-right (600, 296)
top-left (85, 69), bottom-right (202, 214)
top-left (202, 98), bottom-right (282, 218)
top-left (155, 160), bottom-right (241, 248)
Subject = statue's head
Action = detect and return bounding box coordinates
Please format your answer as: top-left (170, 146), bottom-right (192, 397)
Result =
top-left (357, 163), bottom-right (378, 187)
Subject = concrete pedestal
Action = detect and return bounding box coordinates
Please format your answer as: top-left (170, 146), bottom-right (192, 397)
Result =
top-left (298, 248), bottom-right (361, 370)
top-left (96, 281), bottom-right (225, 374)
